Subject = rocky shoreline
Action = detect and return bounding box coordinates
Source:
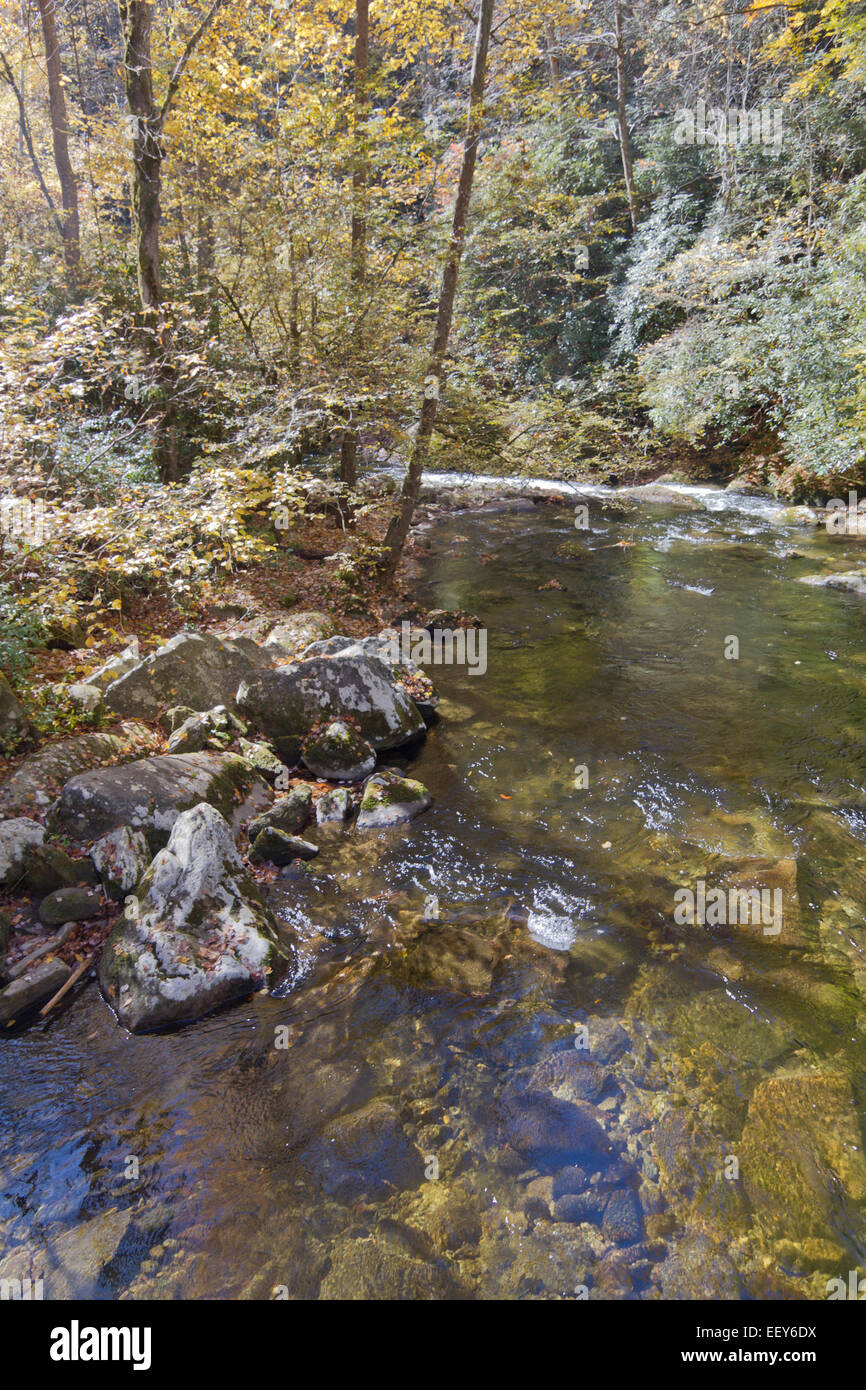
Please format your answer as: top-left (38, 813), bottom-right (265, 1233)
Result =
top-left (0, 613), bottom-right (447, 1033)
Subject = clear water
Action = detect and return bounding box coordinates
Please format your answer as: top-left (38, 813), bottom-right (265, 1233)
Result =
top-left (2, 490), bottom-right (866, 1300)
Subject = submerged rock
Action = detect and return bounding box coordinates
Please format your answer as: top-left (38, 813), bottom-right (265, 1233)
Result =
top-left (237, 652), bottom-right (426, 758)
top-left (51, 752), bottom-right (270, 844)
top-left (498, 1089), bottom-right (612, 1166)
top-left (526, 1049), bottom-right (608, 1104)
top-left (99, 803), bottom-right (287, 1032)
top-left (248, 828), bottom-right (318, 865)
top-left (403, 925), bottom-right (500, 992)
top-left (303, 1099), bottom-right (426, 1201)
top-left (0, 817), bottom-right (45, 886)
top-left (356, 770), bottom-right (432, 829)
top-left (103, 632), bottom-right (256, 718)
top-left (740, 1071), bottom-right (866, 1242)
top-left (320, 1238), bottom-right (462, 1300)
top-left (301, 719), bottom-right (376, 782)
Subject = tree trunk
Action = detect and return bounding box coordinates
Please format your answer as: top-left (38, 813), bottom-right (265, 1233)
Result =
top-left (341, 0), bottom-right (370, 486)
top-left (614, 3), bottom-right (638, 232)
top-left (379, 0), bottom-right (495, 580)
top-left (36, 0), bottom-right (80, 284)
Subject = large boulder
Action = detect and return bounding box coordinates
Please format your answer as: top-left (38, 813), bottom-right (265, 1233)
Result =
top-left (236, 652), bottom-right (426, 758)
top-left (99, 803), bottom-right (288, 1032)
top-left (0, 723), bottom-right (158, 817)
top-left (264, 612), bottom-right (334, 658)
top-left (102, 632), bottom-right (256, 718)
top-left (0, 672), bottom-right (30, 749)
top-left (0, 817), bottom-right (45, 887)
top-left (50, 752), bottom-right (270, 844)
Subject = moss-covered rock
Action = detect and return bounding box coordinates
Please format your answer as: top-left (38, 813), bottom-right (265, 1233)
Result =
top-left (356, 770), bottom-right (432, 830)
top-left (99, 803), bottom-right (289, 1032)
top-left (301, 719), bottom-right (375, 782)
top-left (248, 785), bottom-right (312, 838)
top-left (39, 885), bottom-right (102, 926)
top-left (51, 751), bottom-right (270, 844)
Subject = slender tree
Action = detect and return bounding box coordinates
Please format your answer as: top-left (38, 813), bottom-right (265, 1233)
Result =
top-left (36, 0), bottom-right (80, 283)
top-left (379, 0), bottom-right (495, 579)
top-left (340, 0), bottom-right (370, 487)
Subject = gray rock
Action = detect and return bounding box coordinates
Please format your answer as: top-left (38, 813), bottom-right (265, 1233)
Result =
top-left (620, 483), bottom-right (704, 509)
top-left (0, 723), bottom-right (159, 816)
top-left (499, 1091), bottom-right (612, 1165)
top-left (356, 770), bottom-right (432, 829)
top-left (39, 885), bottom-right (103, 925)
top-left (585, 1018), bottom-right (631, 1064)
top-left (0, 957), bottom-right (70, 1025)
top-left (301, 719), bottom-right (376, 782)
top-left (103, 632), bottom-right (256, 718)
top-left (166, 704), bottom-right (245, 754)
top-left (87, 644), bottom-right (141, 689)
top-left (50, 751), bottom-right (270, 844)
top-left (66, 683), bottom-right (102, 713)
top-left (551, 1192), bottom-right (604, 1225)
top-left (99, 803), bottom-right (287, 1032)
top-left (249, 828), bottom-right (318, 865)
top-left (90, 826), bottom-right (151, 900)
top-left (657, 1233), bottom-right (741, 1299)
top-left (800, 570), bottom-right (866, 597)
top-left (316, 787), bottom-right (352, 824)
top-left (264, 611), bottom-right (334, 657)
top-left (237, 738), bottom-right (287, 782)
top-left (248, 786), bottom-right (312, 837)
top-left (0, 672), bottom-right (29, 749)
top-left (237, 652), bottom-right (426, 756)
top-left (552, 1165), bottom-right (591, 1200)
top-left (0, 817), bottom-right (45, 886)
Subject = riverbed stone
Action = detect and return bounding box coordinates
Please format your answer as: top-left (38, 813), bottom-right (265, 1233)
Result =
top-left (320, 1238), bottom-right (460, 1300)
top-left (739, 1070), bottom-right (866, 1241)
top-left (99, 803), bottom-right (286, 1032)
top-left (237, 652), bottom-right (426, 757)
top-left (498, 1089), bottom-right (612, 1166)
top-left (526, 1049), bottom-right (608, 1104)
top-left (237, 738), bottom-right (287, 782)
top-left (51, 751), bottom-right (270, 844)
top-left (0, 723), bottom-right (159, 818)
top-left (39, 885), bottom-right (102, 925)
top-left (304, 1099), bottom-right (426, 1201)
top-left (602, 1188), bottom-right (643, 1244)
top-left (0, 957), bottom-right (70, 1025)
top-left (301, 719), bottom-right (376, 782)
top-left (90, 826), bottom-right (151, 900)
top-left (316, 787), bottom-right (352, 824)
top-left (403, 925), bottom-right (500, 992)
top-left (356, 770), bottom-right (432, 829)
top-left (248, 785), bottom-right (312, 837)
top-left (103, 632), bottom-right (256, 718)
top-left (166, 704), bottom-right (245, 754)
top-left (0, 817), bottom-right (45, 886)
top-left (22, 843), bottom-right (90, 896)
top-left (249, 828), bottom-right (318, 865)
top-left (265, 611), bottom-right (334, 656)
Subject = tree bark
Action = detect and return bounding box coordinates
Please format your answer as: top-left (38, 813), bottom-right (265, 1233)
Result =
top-left (614, 2), bottom-right (638, 232)
top-left (36, 0), bottom-right (80, 284)
top-left (341, 0), bottom-right (370, 486)
top-left (379, 0), bottom-right (495, 580)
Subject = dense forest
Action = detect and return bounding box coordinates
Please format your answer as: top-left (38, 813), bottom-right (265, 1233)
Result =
top-left (1, 0), bottom-right (865, 696)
